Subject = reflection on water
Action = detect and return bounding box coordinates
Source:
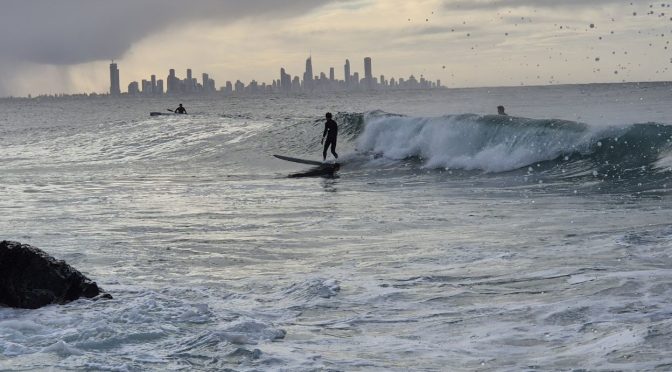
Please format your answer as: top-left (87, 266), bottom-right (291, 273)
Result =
top-left (321, 178), bottom-right (339, 193)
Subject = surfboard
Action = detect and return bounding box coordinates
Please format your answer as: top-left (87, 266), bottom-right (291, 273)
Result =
top-left (150, 112), bottom-right (187, 116)
top-left (273, 154), bottom-right (325, 166)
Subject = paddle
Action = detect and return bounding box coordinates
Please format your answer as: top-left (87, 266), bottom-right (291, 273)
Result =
top-left (167, 109), bottom-right (174, 112)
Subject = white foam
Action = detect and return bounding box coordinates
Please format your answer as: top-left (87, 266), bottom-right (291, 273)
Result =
top-left (216, 320), bottom-right (286, 345)
top-left (41, 340), bottom-right (84, 356)
top-left (1, 341), bottom-right (32, 356)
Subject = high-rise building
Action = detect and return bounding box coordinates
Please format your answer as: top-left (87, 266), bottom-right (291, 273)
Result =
top-left (329, 67), bottom-right (335, 81)
top-left (280, 68), bottom-right (292, 92)
top-left (234, 80), bottom-right (244, 93)
top-left (408, 75), bottom-right (419, 88)
top-left (142, 79), bottom-right (153, 95)
top-left (156, 80), bottom-right (164, 95)
top-left (150, 75), bottom-right (156, 94)
top-left (109, 62), bottom-right (121, 96)
top-left (202, 73), bottom-right (214, 93)
top-left (344, 59), bottom-right (351, 88)
top-left (167, 69), bottom-right (177, 94)
top-left (248, 80), bottom-right (259, 94)
top-left (127, 81), bottom-right (139, 95)
top-left (186, 69), bottom-right (193, 93)
top-left (364, 57), bottom-right (373, 90)
top-left (205, 76), bottom-right (215, 93)
top-left (303, 57), bottom-right (313, 91)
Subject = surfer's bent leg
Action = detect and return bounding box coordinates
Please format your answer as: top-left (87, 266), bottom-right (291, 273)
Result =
top-left (331, 137), bottom-right (338, 159)
top-left (323, 140), bottom-right (330, 160)
top-left (324, 137), bottom-right (337, 160)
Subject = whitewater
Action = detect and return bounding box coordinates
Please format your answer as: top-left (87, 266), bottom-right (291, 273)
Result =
top-left (1, 83), bottom-right (672, 371)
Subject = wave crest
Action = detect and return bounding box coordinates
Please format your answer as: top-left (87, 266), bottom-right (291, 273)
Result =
top-left (353, 111), bottom-right (672, 176)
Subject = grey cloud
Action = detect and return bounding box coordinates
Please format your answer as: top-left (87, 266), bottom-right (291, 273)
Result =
top-left (0, 0), bottom-right (336, 65)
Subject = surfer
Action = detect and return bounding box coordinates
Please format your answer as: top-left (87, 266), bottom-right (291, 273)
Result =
top-left (497, 105), bottom-right (507, 115)
top-left (174, 104), bottom-right (187, 114)
top-left (321, 112), bottom-right (338, 161)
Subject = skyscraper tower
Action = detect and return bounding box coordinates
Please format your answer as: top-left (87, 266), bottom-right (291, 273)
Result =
top-left (364, 57), bottom-right (373, 90)
top-left (303, 56), bottom-right (313, 91)
top-left (202, 73), bottom-right (210, 93)
top-left (280, 68), bottom-right (292, 92)
top-left (167, 69), bottom-right (176, 94)
top-left (344, 59), bottom-right (351, 87)
top-left (109, 62), bottom-right (121, 96)
top-left (329, 67), bottom-right (335, 81)
top-left (151, 74), bottom-right (157, 94)
top-left (187, 69), bottom-right (193, 93)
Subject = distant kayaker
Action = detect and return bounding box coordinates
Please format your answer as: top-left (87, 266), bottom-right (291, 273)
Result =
top-left (174, 104), bottom-right (187, 114)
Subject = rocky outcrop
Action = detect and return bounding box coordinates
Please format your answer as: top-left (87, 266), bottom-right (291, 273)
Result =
top-left (0, 240), bottom-right (112, 309)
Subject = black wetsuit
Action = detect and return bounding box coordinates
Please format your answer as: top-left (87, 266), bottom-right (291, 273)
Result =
top-left (175, 106), bottom-right (187, 114)
top-left (323, 118), bottom-right (338, 160)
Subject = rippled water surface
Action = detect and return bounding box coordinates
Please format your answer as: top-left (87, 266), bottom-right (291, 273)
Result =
top-left (2, 85), bottom-right (672, 371)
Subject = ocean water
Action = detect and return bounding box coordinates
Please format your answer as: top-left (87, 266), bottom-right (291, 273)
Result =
top-left (1, 83), bottom-right (672, 371)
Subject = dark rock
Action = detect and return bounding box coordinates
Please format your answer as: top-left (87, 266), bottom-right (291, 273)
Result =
top-left (0, 240), bottom-right (112, 309)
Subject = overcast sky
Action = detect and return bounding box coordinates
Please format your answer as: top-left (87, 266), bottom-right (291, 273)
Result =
top-left (1, 0), bottom-right (671, 96)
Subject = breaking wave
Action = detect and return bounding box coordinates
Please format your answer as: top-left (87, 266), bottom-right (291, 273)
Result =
top-left (346, 111), bottom-right (672, 185)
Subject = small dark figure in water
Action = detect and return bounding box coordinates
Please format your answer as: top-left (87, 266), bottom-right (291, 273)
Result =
top-left (497, 105), bottom-right (507, 115)
top-left (174, 104), bottom-right (187, 114)
top-left (321, 112), bottom-right (338, 161)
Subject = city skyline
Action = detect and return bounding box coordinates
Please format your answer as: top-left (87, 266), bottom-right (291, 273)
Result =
top-left (2, 1), bottom-right (672, 97)
top-left (110, 55), bottom-right (442, 98)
